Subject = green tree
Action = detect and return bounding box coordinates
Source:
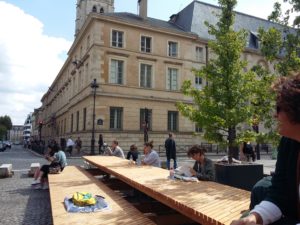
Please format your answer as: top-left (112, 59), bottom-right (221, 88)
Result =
top-left (0, 115), bottom-right (13, 130)
top-left (177, 0), bottom-right (276, 162)
top-left (0, 125), bottom-right (7, 140)
top-left (259, 0), bottom-right (300, 76)
top-left (0, 115), bottom-right (13, 140)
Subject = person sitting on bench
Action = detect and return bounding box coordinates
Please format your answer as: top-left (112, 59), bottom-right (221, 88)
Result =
top-left (32, 143), bottom-right (67, 189)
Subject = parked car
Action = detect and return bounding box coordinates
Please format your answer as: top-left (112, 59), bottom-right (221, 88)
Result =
top-left (3, 141), bottom-right (11, 149)
top-left (0, 141), bottom-right (6, 152)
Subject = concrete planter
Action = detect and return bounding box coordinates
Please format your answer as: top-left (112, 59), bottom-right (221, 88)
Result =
top-left (215, 162), bottom-right (264, 191)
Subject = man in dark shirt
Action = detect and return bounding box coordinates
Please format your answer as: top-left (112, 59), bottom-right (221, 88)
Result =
top-left (165, 133), bottom-right (177, 170)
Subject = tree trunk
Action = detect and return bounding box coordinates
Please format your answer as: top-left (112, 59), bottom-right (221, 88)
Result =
top-left (228, 126), bottom-right (237, 164)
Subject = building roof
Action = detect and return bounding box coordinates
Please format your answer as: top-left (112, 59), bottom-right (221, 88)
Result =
top-left (101, 12), bottom-right (196, 36)
top-left (172, 0), bottom-right (296, 49)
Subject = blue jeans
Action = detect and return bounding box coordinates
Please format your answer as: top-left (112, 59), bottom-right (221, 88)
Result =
top-left (167, 159), bottom-right (177, 170)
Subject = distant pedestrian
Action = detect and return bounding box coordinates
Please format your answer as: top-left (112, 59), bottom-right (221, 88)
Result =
top-left (98, 134), bottom-right (104, 155)
top-left (242, 141), bottom-right (256, 162)
top-left (165, 133), bottom-right (177, 169)
top-left (66, 137), bottom-right (74, 156)
top-left (60, 138), bottom-right (66, 151)
top-left (75, 137), bottom-right (82, 155)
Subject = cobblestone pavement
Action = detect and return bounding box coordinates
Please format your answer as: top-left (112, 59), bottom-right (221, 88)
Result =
top-left (0, 145), bottom-right (84, 225)
top-left (0, 145), bottom-right (276, 225)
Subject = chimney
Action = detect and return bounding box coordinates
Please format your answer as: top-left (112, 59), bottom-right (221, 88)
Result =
top-left (138, 0), bottom-right (148, 19)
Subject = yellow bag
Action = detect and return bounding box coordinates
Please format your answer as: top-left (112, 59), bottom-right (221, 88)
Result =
top-left (72, 192), bottom-right (96, 206)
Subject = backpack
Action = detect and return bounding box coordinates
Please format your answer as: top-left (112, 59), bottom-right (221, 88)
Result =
top-left (72, 192), bottom-right (96, 206)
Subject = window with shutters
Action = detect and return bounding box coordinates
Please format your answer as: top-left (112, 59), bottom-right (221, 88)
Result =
top-left (140, 108), bottom-right (152, 131)
top-left (109, 59), bottom-right (124, 84)
top-left (111, 30), bottom-right (124, 48)
top-left (167, 68), bottom-right (178, 91)
top-left (140, 63), bottom-right (152, 88)
top-left (168, 111), bottom-right (178, 131)
top-left (168, 41), bottom-right (178, 57)
top-left (141, 36), bottom-right (152, 53)
top-left (110, 107), bottom-right (123, 130)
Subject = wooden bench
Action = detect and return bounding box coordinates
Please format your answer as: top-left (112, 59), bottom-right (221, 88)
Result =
top-left (28, 163), bottom-right (40, 177)
top-left (0, 164), bottom-right (13, 178)
top-left (48, 166), bottom-right (155, 225)
top-left (84, 156), bottom-right (251, 225)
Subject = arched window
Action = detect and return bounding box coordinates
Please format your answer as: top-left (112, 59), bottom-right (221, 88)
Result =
top-left (92, 6), bottom-right (97, 12)
top-left (100, 7), bottom-right (104, 13)
top-left (257, 59), bottom-right (269, 70)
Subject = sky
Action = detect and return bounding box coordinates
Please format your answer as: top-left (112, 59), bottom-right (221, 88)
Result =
top-left (0, 0), bottom-right (294, 125)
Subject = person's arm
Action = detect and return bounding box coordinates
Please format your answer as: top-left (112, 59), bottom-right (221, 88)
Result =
top-left (126, 151), bottom-right (131, 160)
top-left (230, 212), bottom-right (261, 225)
top-left (251, 201), bottom-right (282, 225)
top-left (196, 159), bottom-right (214, 181)
top-left (105, 147), bottom-right (113, 155)
top-left (142, 152), bottom-right (157, 165)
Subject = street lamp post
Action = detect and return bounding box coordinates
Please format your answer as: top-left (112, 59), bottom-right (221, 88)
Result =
top-left (144, 108), bottom-right (149, 143)
top-left (90, 78), bottom-right (99, 155)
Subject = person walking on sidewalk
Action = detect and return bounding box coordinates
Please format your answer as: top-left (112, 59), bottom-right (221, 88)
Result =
top-left (98, 134), bottom-right (104, 155)
top-left (75, 137), bottom-right (82, 155)
top-left (165, 133), bottom-right (177, 169)
top-left (66, 137), bottom-right (74, 157)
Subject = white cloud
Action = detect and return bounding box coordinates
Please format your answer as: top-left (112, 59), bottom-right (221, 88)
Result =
top-left (0, 2), bottom-right (72, 125)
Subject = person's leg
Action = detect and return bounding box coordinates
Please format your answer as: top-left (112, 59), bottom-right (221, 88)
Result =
top-left (33, 168), bottom-right (40, 180)
top-left (166, 158), bottom-right (170, 170)
top-left (173, 158), bottom-right (177, 169)
top-left (250, 176), bottom-right (272, 210)
top-left (251, 151), bottom-right (256, 162)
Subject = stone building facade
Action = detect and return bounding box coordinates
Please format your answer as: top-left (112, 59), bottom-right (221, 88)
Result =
top-left (39, 0), bottom-right (276, 153)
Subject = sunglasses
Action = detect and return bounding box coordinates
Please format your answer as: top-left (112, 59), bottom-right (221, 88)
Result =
top-left (276, 105), bottom-right (281, 113)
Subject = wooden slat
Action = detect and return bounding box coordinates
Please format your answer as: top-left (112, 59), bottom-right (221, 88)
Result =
top-left (83, 156), bottom-right (251, 225)
top-left (48, 166), bottom-right (155, 225)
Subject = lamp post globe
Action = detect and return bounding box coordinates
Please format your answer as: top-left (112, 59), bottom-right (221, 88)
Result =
top-left (90, 78), bottom-right (99, 155)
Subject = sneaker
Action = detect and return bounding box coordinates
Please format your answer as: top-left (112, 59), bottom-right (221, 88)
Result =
top-left (31, 180), bottom-right (40, 185)
top-left (33, 184), bottom-right (42, 189)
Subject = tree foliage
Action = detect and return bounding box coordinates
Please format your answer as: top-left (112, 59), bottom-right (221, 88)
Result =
top-left (0, 115), bottom-right (12, 130)
top-left (177, 0), bottom-right (276, 161)
top-left (260, 0), bottom-right (300, 76)
top-left (0, 115), bottom-right (13, 140)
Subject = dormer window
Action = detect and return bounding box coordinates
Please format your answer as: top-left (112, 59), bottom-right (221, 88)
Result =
top-left (249, 32), bottom-right (260, 49)
top-left (100, 7), bottom-right (104, 13)
top-left (92, 6), bottom-right (97, 12)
